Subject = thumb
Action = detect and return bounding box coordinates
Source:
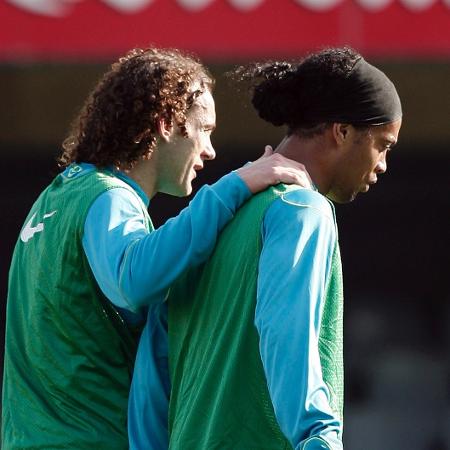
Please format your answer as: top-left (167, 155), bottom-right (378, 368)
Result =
top-left (262, 145), bottom-right (273, 158)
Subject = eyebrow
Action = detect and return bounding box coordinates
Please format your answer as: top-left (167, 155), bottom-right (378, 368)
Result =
top-left (204, 122), bottom-right (216, 131)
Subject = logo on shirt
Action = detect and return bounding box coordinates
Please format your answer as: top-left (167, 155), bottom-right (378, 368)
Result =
top-left (20, 210), bottom-right (57, 243)
top-left (67, 164), bottom-right (83, 178)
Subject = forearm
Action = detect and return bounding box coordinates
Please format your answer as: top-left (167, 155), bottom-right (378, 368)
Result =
top-left (118, 172), bottom-right (251, 307)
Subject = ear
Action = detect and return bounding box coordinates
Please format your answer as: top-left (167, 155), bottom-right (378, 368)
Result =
top-left (157, 118), bottom-right (173, 142)
top-left (332, 123), bottom-right (351, 146)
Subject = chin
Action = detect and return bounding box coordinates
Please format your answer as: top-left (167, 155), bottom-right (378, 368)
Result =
top-left (179, 183), bottom-right (193, 197)
top-left (327, 191), bottom-right (357, 204)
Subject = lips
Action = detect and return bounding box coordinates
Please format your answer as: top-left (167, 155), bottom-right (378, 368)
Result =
top-left (191, 164), bottom-right (203, 180)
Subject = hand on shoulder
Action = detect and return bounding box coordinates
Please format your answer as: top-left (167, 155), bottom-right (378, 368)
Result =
top-left (236, 146), bottom-right (312, 194)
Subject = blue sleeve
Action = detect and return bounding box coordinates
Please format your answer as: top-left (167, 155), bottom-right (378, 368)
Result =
top-left (82, 171), bottom-right (251, 311)
top-left (255, 191), bottom-right (343, 450)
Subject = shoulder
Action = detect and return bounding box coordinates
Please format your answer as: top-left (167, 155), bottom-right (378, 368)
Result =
top-left (84, 186), bottom-right (150, 240)
top-left (268, 187), bottom-right (335, 224)
top-left (261, 189), bottom-right (337, 254)
top-left (91, 186), bottom-right (144, 217)
top-left (262, 188), bottom-right (337, 248)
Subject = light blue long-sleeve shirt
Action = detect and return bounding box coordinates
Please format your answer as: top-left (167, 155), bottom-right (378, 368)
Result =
top-left (128, 188), bottom-right (343, 450)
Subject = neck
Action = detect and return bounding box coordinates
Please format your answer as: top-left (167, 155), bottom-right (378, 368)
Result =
top-left (274, 133), bottom-right (335, 196)
top-left (125, 157), bottom-right (158, 199)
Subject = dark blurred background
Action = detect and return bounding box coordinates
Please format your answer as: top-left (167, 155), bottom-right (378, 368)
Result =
top-left (1, 1), bottom-right (449, 448)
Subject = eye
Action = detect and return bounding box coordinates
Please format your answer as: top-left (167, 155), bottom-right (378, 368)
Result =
top-left (382, 138), bottom-right (396, 152)
top-left (379, 142), bottom-right (392, 153)
top-left (203, 123), bottom-right (216, 134)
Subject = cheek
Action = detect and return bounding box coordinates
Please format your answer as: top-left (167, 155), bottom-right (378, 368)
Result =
top-left (362, 148), bottom-right (379, 170)
top-left (185, 136), bottom-right (199, 154)
top-left (192, 136), bottom-right (207, 154)
top-left (371, 151), bottom-right (382, 168)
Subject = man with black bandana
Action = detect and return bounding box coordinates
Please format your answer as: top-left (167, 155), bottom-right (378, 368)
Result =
top-left (129, 47), bottom-right (402, 450)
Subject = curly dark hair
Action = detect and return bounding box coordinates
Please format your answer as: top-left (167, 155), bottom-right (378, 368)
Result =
top-left (230, 47), bottom-right (363, 137)
top-left (59, 47), bottom-right (213, 170)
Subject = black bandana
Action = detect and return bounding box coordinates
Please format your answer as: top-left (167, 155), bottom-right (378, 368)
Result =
top-left (304, 58), bottom-right (402, 125)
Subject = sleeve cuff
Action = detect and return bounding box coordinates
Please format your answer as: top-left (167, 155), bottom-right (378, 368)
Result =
top-left (209, 171), bottom-right (252, 214)
top-left (298, 437), bottom-right (333, 450)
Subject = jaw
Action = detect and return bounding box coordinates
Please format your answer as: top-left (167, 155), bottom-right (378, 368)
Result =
top-left (326, 185), bottom-right (359, 204)
top-left (162, 181), bottom-right (192, 197)
top-left (156, 175), bottom-right (191, 197)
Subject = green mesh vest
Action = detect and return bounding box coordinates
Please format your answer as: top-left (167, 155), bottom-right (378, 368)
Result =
top-left (168, 185), bottom-right (343, 450)
top-left (2, 165), bottom-right (152, 449)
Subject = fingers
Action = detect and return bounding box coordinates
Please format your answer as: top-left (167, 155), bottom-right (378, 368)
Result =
top-left (274, 167), bottom-right (312, 189)
top-left (290, 172), bottom-right (311, 189)
top-left (235, 152), bottom-right (312, 193)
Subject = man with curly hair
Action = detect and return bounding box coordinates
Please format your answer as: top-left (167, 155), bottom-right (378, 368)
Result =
top-left (131, 47), bottom-right (402, 450)
top-left (1, 47), bottom-right (310, 450)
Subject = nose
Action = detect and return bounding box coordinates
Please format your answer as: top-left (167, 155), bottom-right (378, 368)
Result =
top-left (375, 152), bottom-right (387, 174)
top-left (202, 143), bottom-right (216, 161)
